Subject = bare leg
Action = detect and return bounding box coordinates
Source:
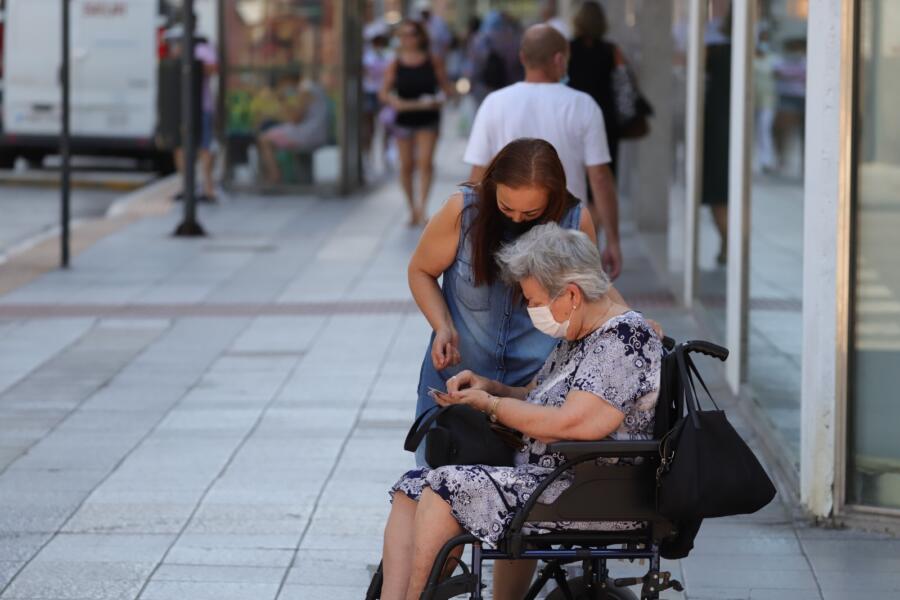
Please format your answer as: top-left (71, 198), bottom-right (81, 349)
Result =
top-left (413, 128), bottom-right (439, 225)
top-left (493, 560), bottom-right (538, 600)
top-left (199, 149), bottom-right (215, 197)
top-left (711, 204), bottom-right (728, 264)
top-left (173, 149), bottom-right (184, 195)
top-left (257, 135), bottom-right (281, 184)
top-left (174, 148), bottom-right (184, 174)
top-left (405, 488), bottom-right (464, 600)
top-left (395, 136), bottom-right (416, 225)
top-left (382, 492), bottom-right (417, 600)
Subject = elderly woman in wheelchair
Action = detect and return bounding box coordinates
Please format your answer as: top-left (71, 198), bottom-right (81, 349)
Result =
top-left (380, 222), bottom-right (664, 600)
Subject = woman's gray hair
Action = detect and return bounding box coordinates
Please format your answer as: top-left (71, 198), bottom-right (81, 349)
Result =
top-left (496, 222), bottom-right (611, 300)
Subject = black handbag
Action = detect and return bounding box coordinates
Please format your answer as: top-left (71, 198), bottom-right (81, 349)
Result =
top-left (404, 405), bottom-right (517, 468)
top-left (656, 348), bottom-right (776, 520)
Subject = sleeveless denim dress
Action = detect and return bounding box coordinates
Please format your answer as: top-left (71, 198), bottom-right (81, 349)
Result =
top-left (414, 185), bottom-right (583, 465)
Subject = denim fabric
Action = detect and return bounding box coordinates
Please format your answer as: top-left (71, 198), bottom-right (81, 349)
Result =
top-left (414, 186), bottom-right (582, 465)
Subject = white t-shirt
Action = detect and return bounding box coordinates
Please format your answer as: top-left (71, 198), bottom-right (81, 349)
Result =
top-left (463, 82), bottom-right (611, 202)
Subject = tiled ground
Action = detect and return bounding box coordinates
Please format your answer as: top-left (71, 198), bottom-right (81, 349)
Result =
top-left (0, 132), bottom-right (897, 600)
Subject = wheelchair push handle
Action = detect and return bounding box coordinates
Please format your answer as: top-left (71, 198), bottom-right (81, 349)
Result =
top-left (681, 340), bottom-right (729, 361)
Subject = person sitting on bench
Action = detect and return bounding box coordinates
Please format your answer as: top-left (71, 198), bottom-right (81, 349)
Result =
top-left (257, 73), bottom-right (330, 184)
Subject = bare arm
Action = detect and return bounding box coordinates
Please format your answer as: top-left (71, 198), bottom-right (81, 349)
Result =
top-left (442, 388), bottom-right (625, 444)
top-left (432, 55), bottom-right (456, 99)
top-left (445, 369), bottom-right (535, 399)
top-left (586, 163), bottom-right (622, 279)
top-left (469, 165), bottom-right (486, 183)
top-left (378, 60), bottom-right (397, 106)
top-left (577, 200), bottom-right (598, 244)
top-left (408, 193), bottom-right (466, 369)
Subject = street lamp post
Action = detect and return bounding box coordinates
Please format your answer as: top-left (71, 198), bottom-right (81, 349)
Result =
top-left (60, 0), bottom-right (71, 267)
top-left (174, 0), bottom-right (206, 237)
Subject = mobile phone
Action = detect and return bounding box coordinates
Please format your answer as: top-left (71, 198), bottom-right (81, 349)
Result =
top-left (428, 387), bottom-right (450, 401)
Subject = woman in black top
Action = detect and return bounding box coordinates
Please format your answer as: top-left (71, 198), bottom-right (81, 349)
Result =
top-left (567, 1), bottom-right (620, 174)
top-left (380, 20), bottom-right (455, 226)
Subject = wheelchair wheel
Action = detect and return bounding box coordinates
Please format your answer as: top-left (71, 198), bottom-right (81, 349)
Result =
top-left (545, 576), bottom-right (639, 600)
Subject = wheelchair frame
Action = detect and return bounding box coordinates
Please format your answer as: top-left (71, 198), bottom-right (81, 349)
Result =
top-left (418, 439), bottom-right (678, 600)
top-left (368, 339), bottom-right (727, 600)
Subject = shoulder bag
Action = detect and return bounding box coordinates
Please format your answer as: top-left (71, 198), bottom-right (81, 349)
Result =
top-left (656, 347), bottom-right (777, 520)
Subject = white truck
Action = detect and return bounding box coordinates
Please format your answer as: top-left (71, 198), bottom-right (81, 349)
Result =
top-left (0, 0), bottom-right (217, 170)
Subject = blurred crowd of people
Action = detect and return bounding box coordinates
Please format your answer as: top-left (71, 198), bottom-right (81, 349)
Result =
top-left (363, 0), bottom-right (651, 250)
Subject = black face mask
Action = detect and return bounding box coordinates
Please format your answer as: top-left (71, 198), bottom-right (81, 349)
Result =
top-left (499, 213), bottom-right (541, 237)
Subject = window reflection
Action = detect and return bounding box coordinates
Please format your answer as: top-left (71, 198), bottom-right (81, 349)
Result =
top-left (848, 0), bottom-right (900, 511)
top-left (745, 1), bottom-right (807, 467)
top-left (223, 0), bottom-right (341, 188)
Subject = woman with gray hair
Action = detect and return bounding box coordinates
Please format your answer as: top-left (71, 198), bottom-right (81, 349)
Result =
top-left (380, 222), bottom-right (663, 600)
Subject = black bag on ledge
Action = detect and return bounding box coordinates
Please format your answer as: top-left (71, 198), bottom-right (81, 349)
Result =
top-left (404, 404), bottom-right (517, 468)
top-left (656, 347), bottom-right (777, 520)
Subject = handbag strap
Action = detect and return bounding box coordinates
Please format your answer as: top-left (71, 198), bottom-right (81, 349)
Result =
top-left (675, 346), bottom-right (702, 427)
top-left (687, 357), bottom-right (720, 411)
top-left (675, 347), bottom-right (722, 429)
top-left (404, 405), bottom-right (447, 452)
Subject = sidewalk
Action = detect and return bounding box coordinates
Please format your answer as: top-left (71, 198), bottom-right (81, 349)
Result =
top-left (0, 131), bottom-right (897, 600)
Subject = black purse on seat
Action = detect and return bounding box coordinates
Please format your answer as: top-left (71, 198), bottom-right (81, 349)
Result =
top-left (404, 405), bottom-right (517, 468)
top-left (656, 347), bottom-right (777, 520)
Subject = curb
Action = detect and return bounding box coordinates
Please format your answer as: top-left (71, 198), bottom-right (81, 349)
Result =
top-left (106, 174), bottom-right (179, 218)
top-left (0, 171), bottom-right (154, 192)
top-left (0, 176), bottom-right (178, 297)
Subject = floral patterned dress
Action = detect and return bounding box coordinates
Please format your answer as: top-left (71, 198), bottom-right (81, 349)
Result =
top-left (390, 311), bottom-right (662, 548)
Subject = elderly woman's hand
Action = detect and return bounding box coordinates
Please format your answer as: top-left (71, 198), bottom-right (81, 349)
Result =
top-left (440, 388), bottom-right (491, 412)
top-left (446, 370), bottom-right (491, 394)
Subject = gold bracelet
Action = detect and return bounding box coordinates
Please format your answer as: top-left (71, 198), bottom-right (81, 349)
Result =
top-left (487, 395), bottom-right (502, 423)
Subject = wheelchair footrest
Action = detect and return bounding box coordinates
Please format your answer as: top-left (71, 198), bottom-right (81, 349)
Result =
top-left (614, 571), bottom-right (683, 598)
top-left (424, 572), bottom-right (484, 600)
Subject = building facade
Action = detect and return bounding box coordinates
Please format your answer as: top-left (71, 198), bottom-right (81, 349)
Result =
top-left (605, 0), bottom-right (899, 530)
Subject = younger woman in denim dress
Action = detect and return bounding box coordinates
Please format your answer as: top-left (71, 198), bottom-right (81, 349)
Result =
top-left (407, 138), bottom-right (629, 466)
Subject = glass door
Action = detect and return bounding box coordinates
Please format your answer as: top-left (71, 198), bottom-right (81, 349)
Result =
top-left (847, 0), bottom-right (900, 512)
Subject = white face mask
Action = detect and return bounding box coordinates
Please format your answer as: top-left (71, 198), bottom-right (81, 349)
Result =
top-left (527, 294), bottom-right (573, 339)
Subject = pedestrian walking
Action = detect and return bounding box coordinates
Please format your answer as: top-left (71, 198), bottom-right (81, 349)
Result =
top-left (464, 11), bottom-right (523, 107)
top-left (464, 24), bottom-right (622, 278)
top-left (362, 25), bottom-right (393, 174)
top-left (702, 19), bottom-right (731, 265)
top-left (167, 21), bottom-right (218, 202)
top-left (379, 19), bottom-right (455, 226)
top-left (539, 0), bottom-right (571, 39)
top-left (753, 30), bottom-right (778, 173)
top-left (567, 0), bottom-right (642, 175)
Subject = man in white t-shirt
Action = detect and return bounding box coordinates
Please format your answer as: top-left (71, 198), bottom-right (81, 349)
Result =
top-left (463, 24), bottom-right (622, 277)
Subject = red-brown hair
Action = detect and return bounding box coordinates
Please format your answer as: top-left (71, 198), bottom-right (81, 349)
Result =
top-left (467, 138), bottom-right (577, 286)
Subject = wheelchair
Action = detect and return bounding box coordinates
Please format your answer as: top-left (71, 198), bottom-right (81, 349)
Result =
top-left (367, 338), bottom-right (728, 600)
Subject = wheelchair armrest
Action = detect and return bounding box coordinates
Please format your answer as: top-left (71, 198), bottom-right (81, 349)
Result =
top-left (548, 439), bottom-right (660, 458)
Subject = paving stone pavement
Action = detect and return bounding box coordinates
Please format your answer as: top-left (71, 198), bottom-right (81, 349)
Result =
top-left (0, 133), bottom-right (898, 600)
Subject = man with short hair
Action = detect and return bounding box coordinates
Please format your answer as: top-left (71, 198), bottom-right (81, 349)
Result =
top-left (464, 24), bottom-right (622, 278)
